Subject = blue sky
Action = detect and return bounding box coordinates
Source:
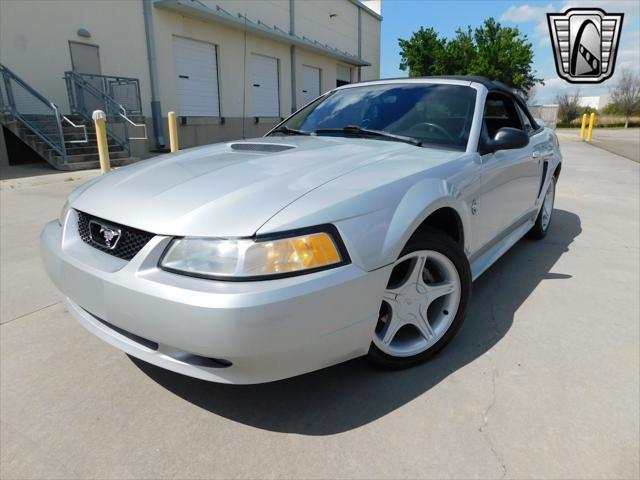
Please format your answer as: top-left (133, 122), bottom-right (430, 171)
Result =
top-left (378, 0), bottom-right (640, 104)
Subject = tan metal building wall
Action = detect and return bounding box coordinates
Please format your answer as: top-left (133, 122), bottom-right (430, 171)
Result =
top-left (0, 0), bottom-right (382, 156)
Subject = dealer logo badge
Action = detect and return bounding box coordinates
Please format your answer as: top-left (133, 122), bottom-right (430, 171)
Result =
top-left (547, 8), bottom-right (623, 84)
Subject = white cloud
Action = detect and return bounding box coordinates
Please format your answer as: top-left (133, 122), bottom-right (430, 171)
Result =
top-left (561, 1), bottom-right (639, 16)
top-left (500, 4), bottom-right (554, 23)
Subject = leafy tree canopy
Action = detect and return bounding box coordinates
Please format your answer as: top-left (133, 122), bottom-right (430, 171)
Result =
top-left (398, 18), bottom-right (543, 93)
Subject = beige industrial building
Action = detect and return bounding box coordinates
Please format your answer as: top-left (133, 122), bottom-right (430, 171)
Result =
top-left (0, 0), bottom-right (382, 169)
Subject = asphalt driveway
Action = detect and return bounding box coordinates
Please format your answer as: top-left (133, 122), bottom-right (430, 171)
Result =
top-left (1, 138), bottom-right (638, 479)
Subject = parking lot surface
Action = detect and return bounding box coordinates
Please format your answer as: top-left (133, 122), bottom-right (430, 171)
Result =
top-left (557, 128), bottom-right (640, 162)
top-left (1, 138), bottom-right (639, 479)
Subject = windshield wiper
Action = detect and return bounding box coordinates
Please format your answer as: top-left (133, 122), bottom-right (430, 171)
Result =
top-left (314, 125), bottom-right (422, 147)
top-left (269, 125), bottom-right (311, 136)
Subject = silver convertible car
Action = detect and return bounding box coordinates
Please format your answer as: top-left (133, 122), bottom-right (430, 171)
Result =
top-left (41, 76), bottom-right (561, 384)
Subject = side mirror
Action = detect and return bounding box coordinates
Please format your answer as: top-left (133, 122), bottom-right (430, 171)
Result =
top-left (482, 127), bottom-right (529, 154)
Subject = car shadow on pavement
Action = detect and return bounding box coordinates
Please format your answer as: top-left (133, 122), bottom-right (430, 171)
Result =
top-left (131, 209), bottom-right (582, 435)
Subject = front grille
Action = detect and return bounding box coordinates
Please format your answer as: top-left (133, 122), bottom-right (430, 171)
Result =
top-left (77, 211), bottom-right (154, 260)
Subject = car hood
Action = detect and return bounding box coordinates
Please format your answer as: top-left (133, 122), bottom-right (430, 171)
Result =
top-left (71, 136), bottom-right (420, 237)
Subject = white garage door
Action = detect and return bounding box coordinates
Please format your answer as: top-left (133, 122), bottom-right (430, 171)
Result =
top-left (301, 65), bottom-right (321, 105)
top-left (337, 64), bottom-right (352, 87)
top-left (173, 37), bottom-right (220, 117)
top-left (251, 54), bottom-right (279, 117)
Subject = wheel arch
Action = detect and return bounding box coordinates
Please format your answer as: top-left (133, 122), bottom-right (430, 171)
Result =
top-left (410, 206), bottom-right (465, 248)
top-left (380, 177), bottom-right (472, 269)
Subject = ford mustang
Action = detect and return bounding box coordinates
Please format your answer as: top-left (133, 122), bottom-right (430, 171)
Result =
top-left (41, 76), bottom-right (562, 384)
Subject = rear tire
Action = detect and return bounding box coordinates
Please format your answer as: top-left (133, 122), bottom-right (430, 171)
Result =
top-left (527, 176), bottom-right (556, 240)
top-left (368, 227), bottom-right (471, 368)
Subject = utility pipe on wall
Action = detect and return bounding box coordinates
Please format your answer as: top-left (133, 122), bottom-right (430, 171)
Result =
top-left (143, 0), bottom-right (165, 149)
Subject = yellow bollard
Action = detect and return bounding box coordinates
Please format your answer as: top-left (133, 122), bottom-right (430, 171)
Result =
top-left (92, 110), bottom-right (110, 173)
top-left (168, 111), bottom-right (179, 152)
top-left (586, 112), bottom-right (596, 142)
top-left (580, 113), bottom-right (588, 140)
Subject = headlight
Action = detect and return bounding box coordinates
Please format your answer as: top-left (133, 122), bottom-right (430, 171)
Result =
top-left (159, 227), bottom-right (347, 280)
top-left (58, 200), bottom-right (70, 226)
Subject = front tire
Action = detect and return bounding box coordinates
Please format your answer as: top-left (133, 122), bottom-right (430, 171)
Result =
top-left (368, 228), bottom-right (471, 368)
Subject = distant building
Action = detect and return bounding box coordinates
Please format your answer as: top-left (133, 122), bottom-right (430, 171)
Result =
top-left (578, 95), bottom-right (611, 110)
top-left (0, 0), bottom-right (382, 169)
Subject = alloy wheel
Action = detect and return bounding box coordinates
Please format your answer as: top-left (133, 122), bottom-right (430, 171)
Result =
top-left (373, 249), bottom-right (462, 357)
top-left (541, 178), bottom-right (556, 231)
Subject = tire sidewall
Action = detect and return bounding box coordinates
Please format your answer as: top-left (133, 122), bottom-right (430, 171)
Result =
top-left (368, 228), bottom-right (472, 368)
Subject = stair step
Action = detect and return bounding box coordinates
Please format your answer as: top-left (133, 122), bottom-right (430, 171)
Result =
top-left (48, 156), bottom-right (140, 171)
top-left (23, 133), bottom-right (123, 147)
top-left (44, 145), bottom-right (126, 155)
top-left (64, 151), bottom-right (131, 163)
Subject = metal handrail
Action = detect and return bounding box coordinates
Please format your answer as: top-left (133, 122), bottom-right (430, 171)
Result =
top-left (61, 114), bottom-right (88, 144)
top-left (0, 64), bottom-right (89, 164)
top-left (119, 112), bottom-right (147, 140)
top-left (73, 72), bottom-right (143, 115)
top-left (1, 64), bottom-right (88, 164)
top-left (64, 71), bottom-right (147, 155)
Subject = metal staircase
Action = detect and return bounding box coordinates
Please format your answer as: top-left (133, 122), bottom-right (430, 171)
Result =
top-left (0, 64), bottom-right (143, 171)
top-left (64, 71), bottom-right (147, 156)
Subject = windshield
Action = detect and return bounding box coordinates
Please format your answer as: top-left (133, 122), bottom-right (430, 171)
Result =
top-left (271, 83), bottom-right (477, 150)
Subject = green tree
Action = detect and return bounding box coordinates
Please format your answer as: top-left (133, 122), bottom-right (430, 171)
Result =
top-left (398, 18), bottom-right (542, 93)
top-left (398, 27), bottom-right (446, 77)
top-left (556, 91), bottom-right (582, 124)
top-left (609, 68), bottom-right (640, 128)
top-left (441, 27), bottom-right (476, 75)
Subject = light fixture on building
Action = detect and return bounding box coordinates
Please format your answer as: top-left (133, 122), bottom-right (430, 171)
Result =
top-left (77, 28), bottom-right (91, 38)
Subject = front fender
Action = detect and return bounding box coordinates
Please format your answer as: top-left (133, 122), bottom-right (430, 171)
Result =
top-left (258, 171), bottom-right (477, 272)
top-left (380, 178), bottom-right (472, 266)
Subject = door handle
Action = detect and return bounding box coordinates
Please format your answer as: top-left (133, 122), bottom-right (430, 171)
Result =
top-left (178, 75), bottom-right (189, 79)
top-left (253, 83), bottom-right (260, 87)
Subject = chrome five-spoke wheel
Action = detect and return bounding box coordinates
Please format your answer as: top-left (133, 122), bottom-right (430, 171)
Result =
top-left (541, 177), bottom-right (555, 231)
top-left (368, 227), bottom-right (471, 367)
top-left (373, 250), bottom-right (461, 356)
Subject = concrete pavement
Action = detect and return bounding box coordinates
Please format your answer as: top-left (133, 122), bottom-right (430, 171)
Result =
top-left (1, 139), bottom-right (638, 479)
top-left (557, 128), bottom-right (640, 162)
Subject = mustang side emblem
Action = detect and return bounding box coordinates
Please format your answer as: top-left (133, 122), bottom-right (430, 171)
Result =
top-left (547, 8), bottom-right (623, 84)
top-left (88, 220), bottom-right (122, 250)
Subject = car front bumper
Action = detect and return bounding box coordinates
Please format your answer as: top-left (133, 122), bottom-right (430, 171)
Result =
top-left (40, 212), bottom-right (391, 384)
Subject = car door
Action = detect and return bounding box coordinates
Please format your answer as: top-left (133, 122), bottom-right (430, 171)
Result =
top-left (474, 93), bottom-right (542, 251)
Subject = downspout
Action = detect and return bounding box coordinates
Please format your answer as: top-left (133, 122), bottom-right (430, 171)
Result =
top-left (357, 6), bottom-right (362, 82)
top-left (143, 0), bottom-right (165, 148)
top-left (290, 0), bottom-right (297, 113)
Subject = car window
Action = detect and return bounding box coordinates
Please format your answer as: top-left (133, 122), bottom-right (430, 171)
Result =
top-left (274, 84), bottom-right (477, 150)
top-left (516, 104), bottom-right (534, 134)
top-left (483, 93), bottom-right (523, 138)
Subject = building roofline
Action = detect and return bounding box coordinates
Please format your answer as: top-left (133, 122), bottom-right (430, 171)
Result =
top-left (347, 0), bottom-right (383, 21)
top-left (154, 0), bottom-right (371, 67)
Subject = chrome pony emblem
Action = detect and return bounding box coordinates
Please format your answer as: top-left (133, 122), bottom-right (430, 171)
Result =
top-left (89, 220), bottom-right (121, 249)
top-left (547, 8), bottom-right (623, 84)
